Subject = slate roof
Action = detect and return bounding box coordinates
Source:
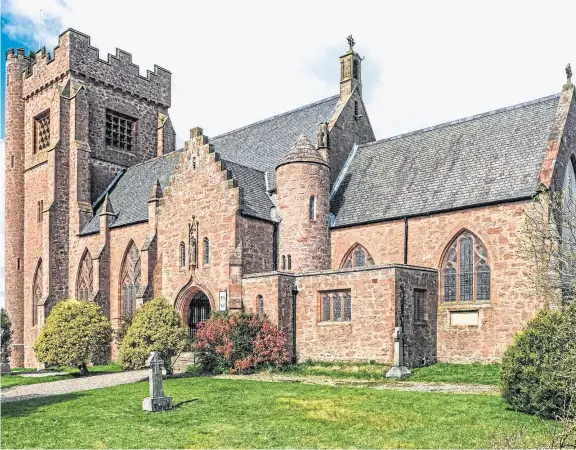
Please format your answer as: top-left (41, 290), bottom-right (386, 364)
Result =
top-left (331, 94), bottom-right (560, 228)
top-left (210, 95), bottom-right (339, 188)
top-left (277, 134), bottom-right (328, 169)
top-left (81, 151), bottom-right (182, 235)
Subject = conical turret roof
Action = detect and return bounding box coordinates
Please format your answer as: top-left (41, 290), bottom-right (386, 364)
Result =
top-left (276, 134), bottom-right (328, 170)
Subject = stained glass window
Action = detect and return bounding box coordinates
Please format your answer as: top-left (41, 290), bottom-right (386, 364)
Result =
top-left (344, 293), bottom-right (352, 321)
top-left (441, 231), bottom-right (490, 303)
top-left (342, 244), bottom-right (374, 269)
top-left (77, 249), bottom-right (93, 301)
top-left (321, 291), bottom-right (351, 322)
top-left (322, 295), bottom-right (331, 321)
top-left (120, 241), bottom-right (140, 318)
top-left (333, 294), bottom-right (342, 321)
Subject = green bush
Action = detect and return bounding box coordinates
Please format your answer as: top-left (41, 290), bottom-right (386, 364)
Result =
top-left (195, 312), bottom-right (290, 374)
top-left (33, 300), bottom-right (113, 375)
top-left (1, 308), bottom-right (13, 364)
top-left (118, 297), bottom-right (190, 375)
top-left (500, 303), bottom-right (576, 418)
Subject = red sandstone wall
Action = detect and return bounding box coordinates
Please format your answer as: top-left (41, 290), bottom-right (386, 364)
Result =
top-left (331, 201), bottom-right (541, 363)
top-left (157, 135), bottom-right (242, 314)
top-left (240, 216), bottom-right (275, 275)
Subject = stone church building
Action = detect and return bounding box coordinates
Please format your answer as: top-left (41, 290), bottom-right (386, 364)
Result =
top-left (5, 29), bottom-right (576, 368)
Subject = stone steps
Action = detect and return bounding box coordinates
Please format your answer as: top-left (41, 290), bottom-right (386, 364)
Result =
top-left (172, 352), bottom-right (197, 373)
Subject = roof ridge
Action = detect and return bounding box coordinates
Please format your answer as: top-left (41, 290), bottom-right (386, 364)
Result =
top-left (358, 93), bottom-right (560, 149)
top-left (211, 95), bottom-right (339, 140)
top-left (221, 158), bottom-right (266, 174)
top-left (122, 149), bottom-right (182, 172)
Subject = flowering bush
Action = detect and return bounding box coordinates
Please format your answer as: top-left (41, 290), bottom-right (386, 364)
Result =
top-left (195, 312), bottom-right (290, 374)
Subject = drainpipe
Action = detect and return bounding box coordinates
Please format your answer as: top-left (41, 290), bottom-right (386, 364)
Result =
top-left (404, 217), bottom-right (408, 265)
top-left (291, 284), bottom-right (298, 363)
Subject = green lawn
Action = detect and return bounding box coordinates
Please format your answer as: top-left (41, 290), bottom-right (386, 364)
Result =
top-left (274, 361), bottom-right (501, 385)
top-left (1, 377), bottom-right (554, 449)
top-left (1, 364), bottom-right (122, 388)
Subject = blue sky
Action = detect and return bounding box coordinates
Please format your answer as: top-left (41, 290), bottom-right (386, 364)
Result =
top-left (1, 19), bottom-right (28, 140)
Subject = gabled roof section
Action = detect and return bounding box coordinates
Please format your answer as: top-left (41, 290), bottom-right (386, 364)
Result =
top-left (80, 151), bottom-right (182, 235)
top-left (210, 95), bottom-right (339, 188)
top-left (331, 94), bottom-right (560, 227)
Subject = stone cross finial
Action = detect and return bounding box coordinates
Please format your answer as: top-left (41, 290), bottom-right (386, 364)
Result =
top-left (142, 351), bottom-right (173, 411)
top-left (347, 35), bottom-right (355, 51)
top-left (567, 63), bottom-right (572, 83)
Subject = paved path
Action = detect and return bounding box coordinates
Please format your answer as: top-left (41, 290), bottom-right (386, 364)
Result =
top-left (2, 370), bottom-right (498, 404)
top-left (214, 373), bottom-right (499, 395)
top-left (1, 370), bottom-right (148, 403)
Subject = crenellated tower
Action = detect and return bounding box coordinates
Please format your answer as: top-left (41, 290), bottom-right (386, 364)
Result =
top-left (275, 134), bottom-right (331, 273)
top-left (4, 29), bottom-right (175, 366)
top-left (4, 49), bottom-right (32, 366)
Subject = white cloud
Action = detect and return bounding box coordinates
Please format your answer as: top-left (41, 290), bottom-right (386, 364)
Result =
top-left (4, 0), bottom-right (574, 149)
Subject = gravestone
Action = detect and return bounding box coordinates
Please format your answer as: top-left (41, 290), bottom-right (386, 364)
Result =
top-left (386, 327), bottom-right (411, 378)
top-left (142, 351), bottom-right (173, 412)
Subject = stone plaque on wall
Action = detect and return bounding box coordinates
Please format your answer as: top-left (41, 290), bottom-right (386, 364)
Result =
top-left (450, 310), bottom-right (479, 326)
top-left (218, 291), bottom-right (227, 311)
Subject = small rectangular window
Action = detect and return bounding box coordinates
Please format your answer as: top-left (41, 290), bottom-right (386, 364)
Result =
top-left (414, 289), bottom-right (426, 322)
top-left (34, 110), bottom-right (50, 154)
top-left (309, 196), bottom-right (316, 220)
top-left (105, 110), bottom-right (135, 152)
top-left (320, 290), bottom-right (351, 322)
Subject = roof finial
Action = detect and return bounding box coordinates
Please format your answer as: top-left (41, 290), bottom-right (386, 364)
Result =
top-left (347, 35), bottom-right (355, 52)
top-left (566, 63), bottom-right (572, 83)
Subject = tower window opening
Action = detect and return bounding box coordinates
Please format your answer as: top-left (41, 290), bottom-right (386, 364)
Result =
top-left (105, 110), bottom-right (135, 152)
top-left (203, 238), bottom-right (210, 265)
top-left (34, 110), bottom-right (50, 154)
top-left (354, 101), bottom-right (359, 117)
top-left (10, 155), bottom-right (14, 168)
top-left (282, 255), bottom-right (286, 271)
top-left (179, 241), bottom-right (186, 268)
top-left (309, 196), bottom-right (316, 220)
top-left (287, 255), bottom-right (292, 270)
top-left (17, 258), bottom-right (21, 271)
top-left (353, 59), bottom-right (359, 79)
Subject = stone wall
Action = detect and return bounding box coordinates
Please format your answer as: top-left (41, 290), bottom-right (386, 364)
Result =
top-left (240, 216), bottom-right (275, 275)
top-left (243, 266), bottom-right (437, 364)
top-left (395, 267), bottom-right (438, 367)
top-left (328, 89), bottom-right (375, 185)
top-left (331, 200), bottom-right (542, 362)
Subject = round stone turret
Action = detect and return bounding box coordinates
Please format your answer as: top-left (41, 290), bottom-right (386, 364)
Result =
top-left (276, 135), bottom-right (331, 273)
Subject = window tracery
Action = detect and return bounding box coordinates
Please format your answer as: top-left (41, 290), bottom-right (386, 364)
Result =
top-left (120, 241), bottom-right (141, 318)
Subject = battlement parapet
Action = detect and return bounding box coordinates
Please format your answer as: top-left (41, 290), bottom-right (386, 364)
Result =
top-left (21, 29), bottom-right (171, 108)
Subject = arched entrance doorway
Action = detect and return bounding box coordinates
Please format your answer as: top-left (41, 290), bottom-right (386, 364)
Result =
top-left (188, 291), bottom-right (211, 339)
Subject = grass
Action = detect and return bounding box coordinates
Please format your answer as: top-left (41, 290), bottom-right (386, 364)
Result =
top-left (273, 361), bottom-right (501, 385)
top-left (1, 377), bottom-right (554, 449)
top-left (1, 363), bottom-right (122, 388)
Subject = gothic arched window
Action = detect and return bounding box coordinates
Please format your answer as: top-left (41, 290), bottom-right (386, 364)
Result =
top-left (441, 230), bottom-right (490, 303)
top-left (32, 259), bottom-right (42, 326)
top-left (77, 249), bottom-right (94, 301)
top-left (120, 241), bottom-right (141, 318)
top-left (179, 241), bottom-right (186, 268)
top-left (257, 295), bottom-right (264, 318)
top-left (203, 238), bottom-right (210, 265)
top-left (282, 255), bottom-right (286, 271)
top-left (341, 244), bottom-right (374, 269)
top-left (287, 255), bottom-right (292, 270)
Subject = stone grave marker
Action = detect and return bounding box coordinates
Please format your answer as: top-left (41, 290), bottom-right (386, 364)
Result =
top-left (142, 351), bottom-right (173, 412)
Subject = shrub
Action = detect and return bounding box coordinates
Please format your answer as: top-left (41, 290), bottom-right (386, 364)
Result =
top-left (195, 312), bottom-right (290, 374)
top-left (33, 300), bottom-right (113, 375)
top-left (114, 315), bottom-right (133, 346)
top-left (501, 303), bottom-right (576, 418)
top-left (1, 308), bottom-right (13, 364)
top-left (118, 297), bottom-right (190, 375)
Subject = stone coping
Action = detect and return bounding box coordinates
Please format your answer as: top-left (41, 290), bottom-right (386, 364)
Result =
top-left (243, 263), bottom-right (437, 280)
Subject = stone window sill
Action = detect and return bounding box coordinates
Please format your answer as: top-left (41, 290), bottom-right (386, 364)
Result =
top-left (317, 321), bottom-right (352, 326)
top-left (439, 301), bottom-right (491, 312)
